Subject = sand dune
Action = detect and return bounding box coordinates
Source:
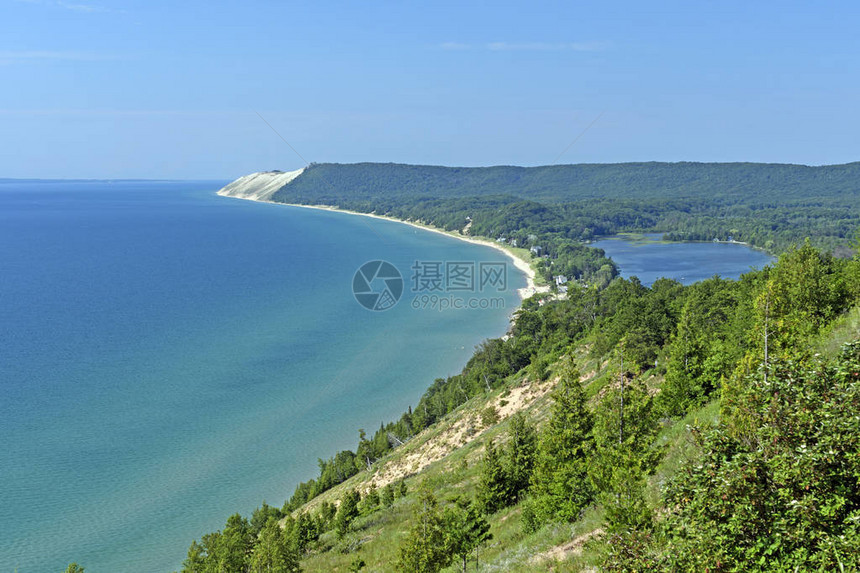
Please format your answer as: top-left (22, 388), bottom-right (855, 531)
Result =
top-left (216, 169), bottom-right (304, 201)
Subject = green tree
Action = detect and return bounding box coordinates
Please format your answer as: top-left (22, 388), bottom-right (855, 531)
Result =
top-left (183, 515), bottom-right (254, 573)
top-left (218, 513), bottom-right (254, 573)
top-left (334, 489), bottom-right (361, 538)
top-left (503, 412), bottom-right (537, 503)
top-left (397, 486), bottom-right (451, 573)
top-left (589, 365), bottom-right (663, 571)
top-left (664, 344), bottom-right (860, 571)
top-left (64, 565), bottom-right (85, 573)
top-left (181, 540), bottom-right (205, 573)
top-left (381, 483), bottom-right (395, 507)
top-left (318, 501), bottom-right (336, 531)
top-left (477, 413), bottom-right (537, 514)
top-left (591, 374), bottom-right (660, 534)
top-left (846, 227), bottom-right (860, 301)
top-left (360, 484), bottom-right (379, 515)
top-left (476, 442), bottom-right (507, 514)
top-left (293, 512), bottom-right (317, 553)
top-left (197, 531), bottom-right (221, 573)
top-left (443, 498), bottom-right (492, 573)
top-left (527, 359), bottom-right (594, 529)
top-left (250, 517), bottom-right (300, 573)
top-left (600, 450), bottom-right (652, 534)
top-left (726, 242), bottom-right (850, 432)
top-left (658, 277), bottom-right (740, 416)
top-left (251, 502), bottom-right (282, 536)
top-left (754, 241), bottom-right (848, 356)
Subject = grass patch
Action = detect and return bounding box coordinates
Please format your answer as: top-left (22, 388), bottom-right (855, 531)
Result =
top-left (648, 399), bottom-right (720, 506)
top-left (812, 304), bottom-right (860, 358)
top-left (610, 232), bottom-right (673, 245)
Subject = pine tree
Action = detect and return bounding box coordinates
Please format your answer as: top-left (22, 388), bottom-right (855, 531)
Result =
top-left (600, 449), bottom-right (652, 534)
top-left (381, 483), bottom-right (395, 507)
top-left (218, 513), bottom-right (254, 573)
top-left (397, 485), bottom-right (450, 573)
top-left (318, 501), bottom-right (336, 531)
top-left (355, 429), bottom-right (374, 471)
top-left (443, 498), bottom-right (492, 573)
top-left (251, 502), bottom-right (281, 536)
top-left (281, 516), bottom-right (297, 557)
top-left (249, 517), bottom-right (300, 573)
top-left (528, 359), bottom-right (594, 528)
top-left (591, 374), bottom-right (659, 534)
top-left (503, 412), bottom-right (537, 504)
top-left (476, 442), bottom-right (508, 514)
top-left (184, 514), bottom-right (252, 573)
top-left (294, 511), bottom-right (318, 553)
top-left (335, 489), bottom-right (361, 538)
top-left (360, 484), bottom-right (379, 514)
top-left (477, 413), bottom-right (537, 514)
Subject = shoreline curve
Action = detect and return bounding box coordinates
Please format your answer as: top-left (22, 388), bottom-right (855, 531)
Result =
top-left (216, 191), bottom-right (548, 302)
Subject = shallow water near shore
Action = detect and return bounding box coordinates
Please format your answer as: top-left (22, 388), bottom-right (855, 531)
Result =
top-left (0, 180), bottom-right (525, 572)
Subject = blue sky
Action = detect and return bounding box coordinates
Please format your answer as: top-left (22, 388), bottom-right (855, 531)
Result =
top-left (2, 0), bottom-right (859, 178)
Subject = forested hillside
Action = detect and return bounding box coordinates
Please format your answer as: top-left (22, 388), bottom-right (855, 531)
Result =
top-left (168, 161), bottom-right (860, 573)
top-left (177, 239), bottom-right (860, 572)
top-left (271, 162), bottom-right (860, 255)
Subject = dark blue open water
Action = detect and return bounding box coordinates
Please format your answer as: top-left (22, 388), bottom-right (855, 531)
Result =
top-left (0, 181), bottom-right (525, 572)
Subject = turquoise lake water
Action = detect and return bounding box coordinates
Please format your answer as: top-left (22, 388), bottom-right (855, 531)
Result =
top-left (0, 181), bottom-right (525, 572)
top-left (591, 234), bottom-right (774, 286)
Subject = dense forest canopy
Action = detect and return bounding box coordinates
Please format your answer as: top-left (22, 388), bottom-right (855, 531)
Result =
top-left (271, 161), bottom-right (860, 255)
top-left (278, 161), bottom-right (860, 202)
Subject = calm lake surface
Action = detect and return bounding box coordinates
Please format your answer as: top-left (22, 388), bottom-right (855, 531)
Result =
top-left (0, 181), bottom-right (525, 573)
top-left (591, 234), bottom-right (774, 285)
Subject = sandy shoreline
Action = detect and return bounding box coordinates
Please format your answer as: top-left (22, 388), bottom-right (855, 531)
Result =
top-left (216, 192), bottom-right (547, 301)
